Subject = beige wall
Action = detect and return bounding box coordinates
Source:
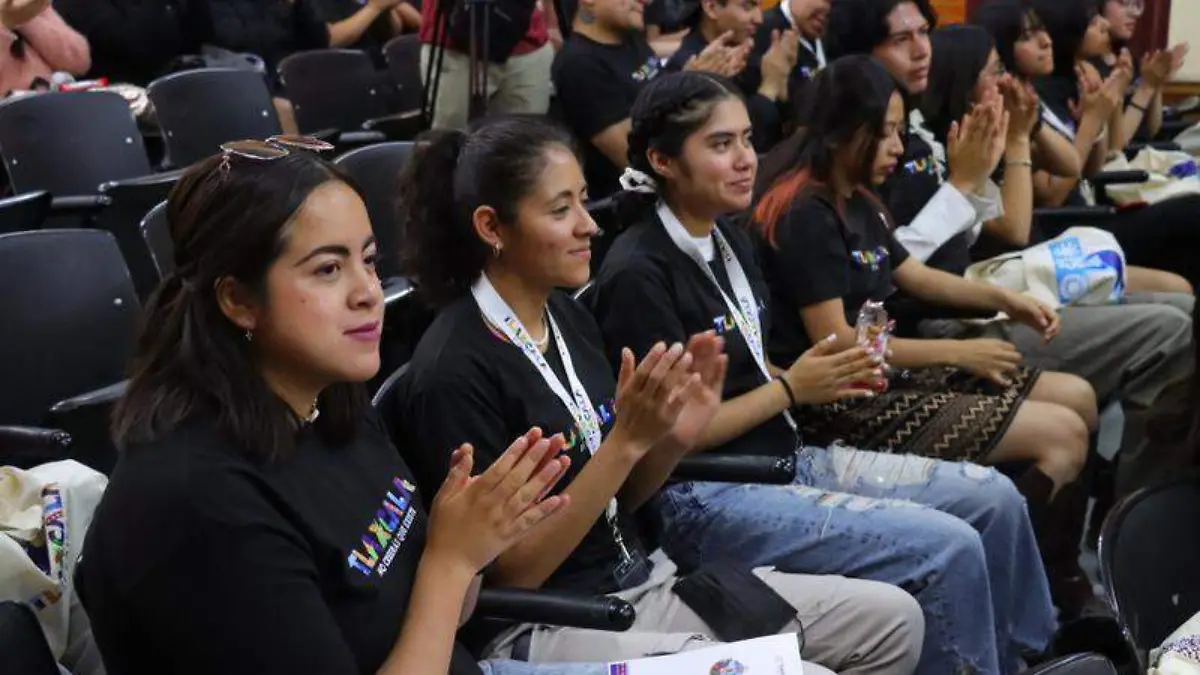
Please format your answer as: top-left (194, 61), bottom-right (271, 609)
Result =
top-left (1169, 0), bottom-right (1200, 81)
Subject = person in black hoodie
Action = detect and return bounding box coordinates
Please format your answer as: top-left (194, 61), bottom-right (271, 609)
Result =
top-left (665, 0), bottom-right (797, 151)
top-left (56, 0), bottom-right (210, 86)
top-left (79, 138), bottom-right (603, 675)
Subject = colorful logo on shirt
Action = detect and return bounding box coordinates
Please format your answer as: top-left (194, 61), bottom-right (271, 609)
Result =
top-left (851, 246), bottom-right (890, 272)
top-left (608, 665), bottom-right (629, 675)
top-left (711, 298), bottom-right (768, 336)
top-left (902, 155), bottom-right (939, 178)
top-left (632, 57), bottom-right (664, 83)
top-left (347, 477), bottom-right (418, 577)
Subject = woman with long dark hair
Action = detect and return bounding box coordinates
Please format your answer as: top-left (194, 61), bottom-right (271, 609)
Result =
top-left (589, 70), bottom-right (1057, 675)
top-left (392, 115), bottom-right (922, 673)
top-left (79, 138), bottom-right (600, 675)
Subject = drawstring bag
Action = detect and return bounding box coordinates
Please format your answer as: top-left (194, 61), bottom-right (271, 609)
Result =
top-left (0, 460), bottom-right (106, 667)
top-left (964, 227), bottom-right (1126, 310)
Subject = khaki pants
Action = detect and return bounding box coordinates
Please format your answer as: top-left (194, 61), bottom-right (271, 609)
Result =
top-left (920, 291), bottom-right (1195, 497)
top-left (488, 552), bottom-right (924, 675)
top-left (419, 43), bottom-right (555, 130)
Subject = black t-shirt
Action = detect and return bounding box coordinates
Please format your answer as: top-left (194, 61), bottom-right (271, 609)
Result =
top-left (552, 33), bottom-right (663, 198)
top-left (757, 187), bottom-right (909, 367)
top-left (396, 291), bottom-right (648, 596)
top-left (79, 412), bottom-right (482, 675)
top-left (666, 29), bottom-right (783, 151)
top-left (589, 214), bottom-right (798, 458)
top-left (751, 10), bottom-right (822, 117)
top-left (208, 0), bottom-right (331, 76)
top-left (57, 0), bottom-right (212, 86)
top-left (315, 0), bottom-right (394, 62)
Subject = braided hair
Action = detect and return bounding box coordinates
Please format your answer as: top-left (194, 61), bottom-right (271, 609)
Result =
top-left (617, 71), bottom-right (744, 221)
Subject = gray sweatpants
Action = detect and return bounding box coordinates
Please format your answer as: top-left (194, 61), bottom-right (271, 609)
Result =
top-left (487, 552), bottom-right (924, 675)
top-left (920, 292), bottom-right (1195, 496)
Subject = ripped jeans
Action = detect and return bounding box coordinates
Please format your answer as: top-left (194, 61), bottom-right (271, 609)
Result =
top-left (652, 445), bottom-right (1057, 675)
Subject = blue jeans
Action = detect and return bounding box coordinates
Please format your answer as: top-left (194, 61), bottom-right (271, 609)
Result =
top-left (480, 661), bottom-right (606, 675)
top-left (652, 445), bottom-right (1056, 675)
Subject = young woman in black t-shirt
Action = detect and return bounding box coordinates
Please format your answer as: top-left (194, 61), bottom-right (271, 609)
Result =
top-left (755, 55), bottom-right (1091, 487)
top-left (591, 70), bottom-right (1057, 675)
top-left (78, 142), bottom-right (602, 675)
top-left (393, 115), bottom-right (922, 673)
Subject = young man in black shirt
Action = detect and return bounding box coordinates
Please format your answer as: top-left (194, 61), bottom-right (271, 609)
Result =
top-left (553, 0), bottom-right (747, 198)
top-left (664, 0), bottom-right (797, 151)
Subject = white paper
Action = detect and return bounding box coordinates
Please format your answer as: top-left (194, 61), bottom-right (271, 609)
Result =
top-left (606, 634), bottom-right (805, 675)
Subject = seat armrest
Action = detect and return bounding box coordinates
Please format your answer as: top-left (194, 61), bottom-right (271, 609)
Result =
top-left (0, 425), bottom-right (72, 469)
top-left (1127, 141), bottom-right (1182, 156)
top-left (49, 195), bottom-right (112, 214)
top-left (99, 168), bottom-right (186, 192)
top-left (1033, 206), bottom-right (1118, 222)
top-left (364, 110), bottom-right (425, 141)
top-left (337, 130), bottom-right (388, 145)
top-left (0, 425), bottom-right (72, 449)
top-left (1091, 170), bottom-right (1150, 187)
top-left (476, 588), bottom-right (635, 631)
top-left (669, 454), bottom-right (797, 485)
top-left (382, 276), bottom-right (416, 307)
top-left (48, 380), bottom-right (128, 416)
top-left (1161, 119), bottom-right (1193, 138)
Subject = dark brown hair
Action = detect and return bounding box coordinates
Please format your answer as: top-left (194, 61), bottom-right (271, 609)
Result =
top-left (113, 151), bottom-right (370, 459)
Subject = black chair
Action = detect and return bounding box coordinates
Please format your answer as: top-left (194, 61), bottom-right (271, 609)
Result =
top-left (0, 190), bottom-right (51, 235)
top-left (147, 68), bottom-right (283, 168)
top-left (141, 200), bottom-right (173, 279)
top-left (1099, 478), bottom-right (1200, 672)
top-left (383, 35), bottom-right (425, 114)
top-left (278, 49), bottom-right (423, 143)
top-left (0, 230), bottom-right (136, 473)
top-left (0, 601), bottom-right (59, 675)
top-left (1022, 654), bottom-right (1117, 675)
top-left (0, 91), bottom-right (155, 196)
top-left (334, 142), bottom-right (414, 277)
top-left (0, 91), bottom-right (183, 295)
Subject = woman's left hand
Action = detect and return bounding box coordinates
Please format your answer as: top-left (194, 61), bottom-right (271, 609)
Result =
top-left (1003, 291), bottom-right (1060, 342)
top-left (665, 331), bottom-right (728, 450)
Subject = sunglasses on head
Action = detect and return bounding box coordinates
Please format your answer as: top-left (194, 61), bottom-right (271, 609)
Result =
top-left (220, 135), bottom-right (335, 160)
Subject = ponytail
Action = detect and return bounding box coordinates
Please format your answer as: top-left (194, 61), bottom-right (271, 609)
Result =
top-left (397, 117), bottom-right (578, 307)
top-left (398, 129), bottom-right (473, 306)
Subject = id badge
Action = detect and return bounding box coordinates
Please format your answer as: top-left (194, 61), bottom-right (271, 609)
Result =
top-left (612, 549), bottom-right (652, 590)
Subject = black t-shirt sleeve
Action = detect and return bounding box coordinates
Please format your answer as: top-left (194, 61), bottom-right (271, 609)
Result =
top-left (770, 198), bottom-right (852, 309)
top-left (888, 230), bottom-right (911, 268)
top-left (121, 480), bottom-right (363, 675)
top-left (745, 93), bottom-right (783, 153)
top-left (555, 49), bottom-right (634, 140)
top-left (295, 0), bottom-right (333, 48)
top-left (592, 261), bottom-right (689, 368)
top-left (409, 368), bottom-right (515, 484)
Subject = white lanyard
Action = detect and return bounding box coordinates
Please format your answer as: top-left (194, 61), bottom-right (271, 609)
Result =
top-left (470, 275), bottom-right (633, 560)
top-left (657, 203), bottom-right (798, 432)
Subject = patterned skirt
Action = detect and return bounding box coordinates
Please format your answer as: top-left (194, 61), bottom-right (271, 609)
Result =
top-left (800, 365), bottom-right (1042, 464)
